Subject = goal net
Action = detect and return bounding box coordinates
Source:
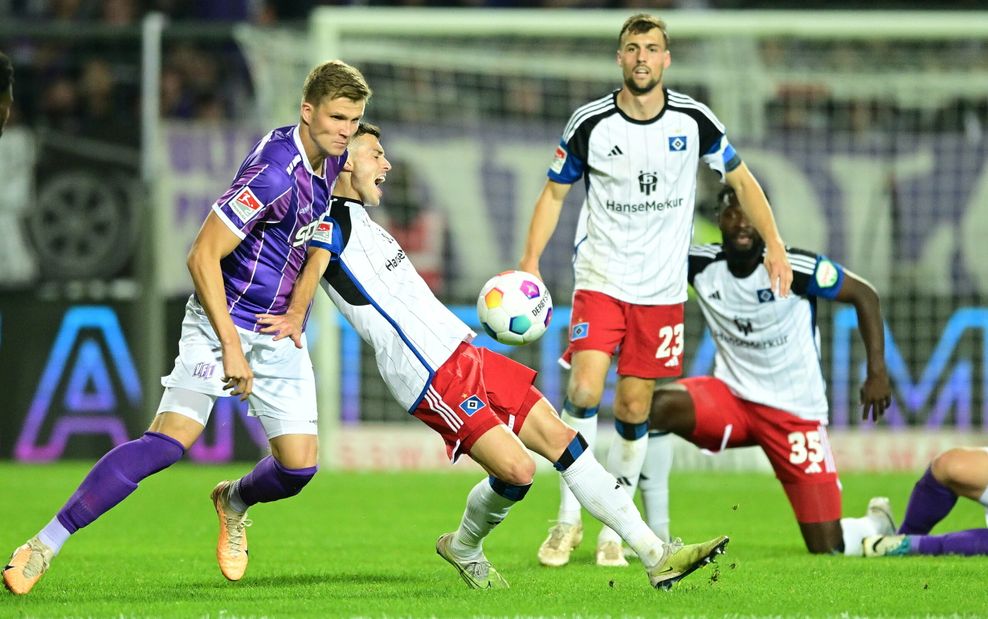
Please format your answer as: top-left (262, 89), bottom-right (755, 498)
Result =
top-left (235, 8), bottom-right (988, 469)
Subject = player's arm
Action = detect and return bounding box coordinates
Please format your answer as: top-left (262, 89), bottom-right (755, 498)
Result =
top-left (724, 163), bottom-right (791, 297)
top-left (256, 246), bottom-right (332, 349)
top-left (834, 269), bottom-right (892, 422)
top-left (187, 213), bottom-right (252, 399)
top-left (519, 180), bottom-right (572, 279)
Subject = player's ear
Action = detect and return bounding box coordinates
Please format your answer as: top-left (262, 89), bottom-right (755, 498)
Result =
top-left (300, 100), bottom-right (313, 125)
top-left (663, 50), bottom-right (671, 70)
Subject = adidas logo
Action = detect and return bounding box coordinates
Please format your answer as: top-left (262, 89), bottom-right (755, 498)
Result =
top-left (708, 290), bottom-right (721, 300)
top-left (664, 356), bottom-right (679, 368)
top-left (607, 145), bottom-right (624, 156)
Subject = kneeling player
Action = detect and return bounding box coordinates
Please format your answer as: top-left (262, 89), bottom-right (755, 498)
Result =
top-left (864, 447), bottom-right (988, 557)
top-left (648, 186), bottom-right (895, 555)
top-left (256, 123), bottom-right (728, 590)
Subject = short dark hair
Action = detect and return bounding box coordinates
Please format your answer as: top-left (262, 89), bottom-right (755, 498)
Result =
top-left (354, 122), bottom-right (380, 140)
top-left (618, 14), bottom-right (669, 50)
top-left (0, 51), bottom-right (13, 94)
top-left (717, 184), bottom-right (770, 209)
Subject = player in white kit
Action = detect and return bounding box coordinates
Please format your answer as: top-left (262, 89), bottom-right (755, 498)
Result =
top-left (519, 13), bottom-right (791, 567)
top-left (648, 186), bottom-right (896, 555)
top-left (257, 123), bottom-right (729, 591)
top-left (3, 60), bottom-right (370, 595)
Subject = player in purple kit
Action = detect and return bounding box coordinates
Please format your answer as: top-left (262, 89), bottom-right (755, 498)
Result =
top-left (864, 447), bottom-right (988, 557)
top-left (2, 60), bottom-right (371, 595)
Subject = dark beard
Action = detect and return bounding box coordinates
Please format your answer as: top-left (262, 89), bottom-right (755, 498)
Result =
top-left (624, 75), bottom-right (659, 96)
top-left (725, 239), bottom-right (766, 276)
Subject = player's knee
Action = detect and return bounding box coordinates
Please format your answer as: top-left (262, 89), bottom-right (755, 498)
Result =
top-left (495, 454), bottom-right (536, 486)
top-left (614, 395), bottom-right (650, 424)
top-left (567, 377), bottom-right (603, 409)
top-left (931, 448), bottom-right (967, 486)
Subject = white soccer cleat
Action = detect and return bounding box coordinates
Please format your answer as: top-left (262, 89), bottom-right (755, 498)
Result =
top-left (537, 522), bottom-right (583, 567)
top-left (866, 496), bottom-right (897, 535)
top-left (863, 534), bottom-right (911, 557)
top-left (595, 540), bottom-right (629, 567)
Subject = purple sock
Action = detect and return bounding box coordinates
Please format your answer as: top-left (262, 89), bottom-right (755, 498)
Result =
top-left (912, 529), bottom-right (988, 556)
top-left (236, 455), bottom-right (317, 507)
top-left (56, 432), bottom-right (185, 533)
top-left (898, 466), bottom-right (958, 534)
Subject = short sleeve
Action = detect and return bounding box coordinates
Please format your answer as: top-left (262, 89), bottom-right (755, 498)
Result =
top-left (547, 139), bottom-right (586, 185)
top-left (308, 214), bottom-right (343, 255)
top-left (212, 163), bottom-right (292, 239)
top-left (789, 248), bottom-right (846, 299)
top-left (701, 135), bottom-right (742, 179)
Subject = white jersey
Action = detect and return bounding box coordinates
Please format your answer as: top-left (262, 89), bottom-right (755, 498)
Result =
top-left (688, 244), bottom-right (848, 421)
top-left (548, 89), bottom-right (740, 305)
top-left (309, 197), bottom-right (475, 411)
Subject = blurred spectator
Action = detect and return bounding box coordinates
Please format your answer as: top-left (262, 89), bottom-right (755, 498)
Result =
top-left (0, 50), bottom-right (12, 138)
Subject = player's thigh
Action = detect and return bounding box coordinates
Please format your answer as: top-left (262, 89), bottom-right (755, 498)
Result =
top-left (562, 290), bottom-right (625, 403)
top-left (469, 424), bottom-right (536, 486)
top-left (931, 447), bottom-right (988, 500)
top-left (676, 377), bottom-right (755, 451)
top-left (616, 302), bottom-right (685, 380)
top-left (753, 408), bottom-right (841, 523)
top-left (160, 302), bottom-right (239, 403)
top-left (612, 375), bottom-right (656, 423)
top-left (245, 332), bottom-right (318, 433)
top-left (517, 397), bottom-right (577, 463)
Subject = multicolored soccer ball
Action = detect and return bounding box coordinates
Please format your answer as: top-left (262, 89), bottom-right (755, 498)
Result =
top-left (477, 270), bottom-right (553, 346)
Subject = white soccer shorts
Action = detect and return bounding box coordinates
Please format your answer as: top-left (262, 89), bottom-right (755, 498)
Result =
top-left (157, 297), bottom-right (318, 434)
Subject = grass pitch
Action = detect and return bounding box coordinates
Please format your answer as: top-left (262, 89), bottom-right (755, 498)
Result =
top-left (1, 463), bottom-right (986, 618)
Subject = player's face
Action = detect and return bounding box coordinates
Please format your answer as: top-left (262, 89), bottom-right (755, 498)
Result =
top-left (616, 28), bottom-right (670, 96)
top-left (347, 133), bottom-right (391, 206)
top-left (719, 199), bottom-right (763, 256)
top-left (301, 96), bottom-right (365, 157)
top-left (0, 88), bottom-right (12, 138)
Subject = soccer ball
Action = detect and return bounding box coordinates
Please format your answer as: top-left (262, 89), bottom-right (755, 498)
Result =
top-left (477, 270), bottom-right (553, 346)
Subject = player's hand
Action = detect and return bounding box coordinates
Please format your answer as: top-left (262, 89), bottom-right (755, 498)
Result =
top-left (518, 259), bottom-right (542, 282)
top-left (256, 312), bottom-right (304, 349)
top-left (860, 368), bottom-right (892, 422)
top-left (763, 242), bottom-right (792, 298)
top-left (221, 346), bottom-right (253, 401)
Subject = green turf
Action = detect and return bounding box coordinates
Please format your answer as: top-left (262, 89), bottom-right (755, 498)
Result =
top-left (1, 463), bottom-right (986, 618)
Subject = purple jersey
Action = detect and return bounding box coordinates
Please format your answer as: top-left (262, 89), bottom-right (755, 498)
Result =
top-left (210, 125), bottom-right (345, 331)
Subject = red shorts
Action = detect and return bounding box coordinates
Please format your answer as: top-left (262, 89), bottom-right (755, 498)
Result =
top-left (681, 376), bottom-right (841, 523)
top-left (561, 290), bottom-right (684, 378)
top-left (412, 342), bottom-right (544, 462)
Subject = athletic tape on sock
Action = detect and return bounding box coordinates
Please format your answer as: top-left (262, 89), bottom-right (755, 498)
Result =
top-left (614, 419), bottom-right (649, 440)
top-left (554, 433), bottom-right (589, 471)
top-left (562, 399), bottom-right (599, 419)
top-left (488, 476), bottom-right (532, 501)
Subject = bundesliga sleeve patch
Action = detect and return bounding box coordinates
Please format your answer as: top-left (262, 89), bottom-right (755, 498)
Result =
top-left (815, 259), bottom-right (840, 289)
top-left (228, 186), bottom-right (264, 223)
top-left (549, 146), bottom-right (568, 174)
top-left (312, 220), bottom-right (334, 245)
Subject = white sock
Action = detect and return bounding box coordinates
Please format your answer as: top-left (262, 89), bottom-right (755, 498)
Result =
top-left (451, 478), bottom-right (516, 561)
top-left (228, 480), bottom-right (249, 513)
top-left (598, 429), bottom-right (649, 545)
top-left (978, 487), bottom-right (988, 527)
top-left (639, 432), bottom-right (674, 542)
top-left (557, 408), bottom-right (598, 525)
top-left (840, 515), bottom-right (878, 557)
top-left (37, 517), bottom-right (71, 555)
top-left (561, 450), bottom-right (664, 568)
